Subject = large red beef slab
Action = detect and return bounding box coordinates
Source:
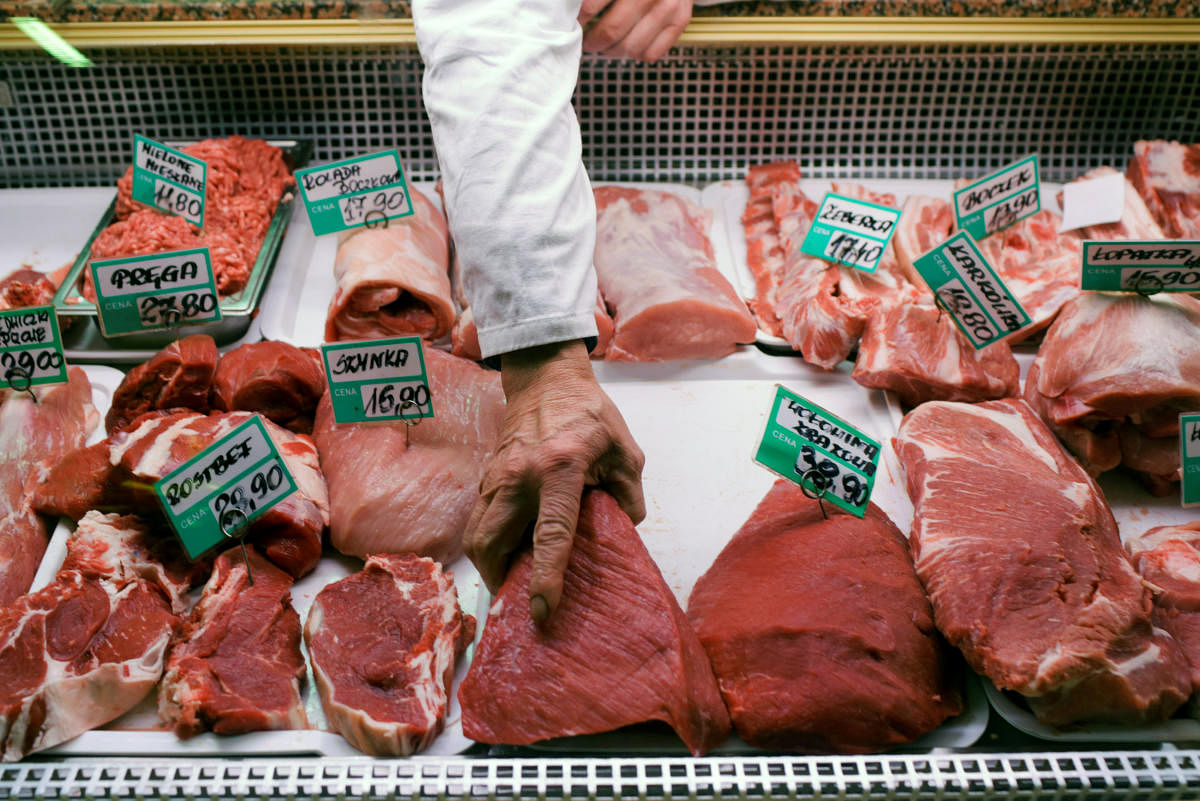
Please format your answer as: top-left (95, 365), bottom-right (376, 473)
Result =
top-left (305, 554), bottom-right (475, 755)
top-left (1126, 523), bottom-right (1200, 693)
top-left (0, 513), bottom-right (188, 761)
top-left (1127, 139), bottom-right (1200, 239)
top-left (459, 490), bottom-right (730, 756)
top-left (0, 367), bottom-right (98, 606)
top-left (687, 480), bottom-right (962, 753)
top-left (105, 334), bottom-right (218, 433)
top-left (159, 545), bottom-right (306, 737)
top-left (895, 398), bottom-right (1192, 726)
top-left (211, 341), bottom-right (325, 434)
top-left (31, 410), bottom-right (329, 579)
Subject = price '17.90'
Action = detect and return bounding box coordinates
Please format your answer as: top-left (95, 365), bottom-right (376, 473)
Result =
top-left (340, 189), bottom-right (408, 225)
top-left (362, 381), bottom-right (431, 418)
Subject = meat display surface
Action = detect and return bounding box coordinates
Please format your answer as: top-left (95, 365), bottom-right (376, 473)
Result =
top-left (31, 410), bottom-right (330, 579)
top-left (305, 554), bottom-right (475, 756)
top-left (312, 347), bottom-right (504, 565)
top-left (0, 513), bottom-right (186, 761)
top-left (159, 545), bottom-right (307, 737)
top-left (325, 189), bottom-right (454, 343)
top-left (593, 185), bottom-right (755, 361)
top-left (894, 398), bottom-right (1192, 726)
top-left (0, 367), bottom-right (98, 606)
top-left (1127, 139), bottom-right (1200, 239)
top-left (687, 479), bottom-right (962, 753)
top-left (1126, 523), bottom-right (1200, 693)
top-left (1023, 293), bottom-right (1200, 493)
top-left (459, 490), bottom-right (731, 756)
top-left (105, 334), bottom-right (218, 433)
top-left (211, 341), bottom-right (325, 434)
top-left (0, 268), bottom-right (57, 311)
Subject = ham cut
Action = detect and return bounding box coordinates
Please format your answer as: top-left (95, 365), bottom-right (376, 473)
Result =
top-left (159, 545), bottom-right (307, 737)
top-left (211, 341), bottom-right (326, 434)
top-left (31, 410), bottom-right (329, 579)
top-left (459, 490), bottom-right (731, 756)
top-left (305, 554), bottom-right (475, 756)
top-left (687, 480), bottom-right (962, 753)
top-left (0, 512), bottom-right (188, 761)
top-left (105, 334), bottom-right (218, 433)
top-left (312, 347), bottom-right (503, 564)
top-left (894, 398), bottom-right (1192, 726)
top-left (324, 189), bottom-right (455, 343)
top-left (593, 185), bottom-right (755, 361)
top-left (1127, 139), bottom-right (1200, 239)
top-left (1126, 523), bottom-right (1200, 693)
top-left (0, 367), bottom-right (98, 606)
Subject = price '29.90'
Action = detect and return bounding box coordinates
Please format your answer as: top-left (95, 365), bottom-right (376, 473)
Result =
top-left (211, 463), bottom-right (286, 526)
top-left (0, 348), bottom-right (63, 377)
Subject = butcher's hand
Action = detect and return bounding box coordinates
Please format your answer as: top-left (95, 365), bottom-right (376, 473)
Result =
top-left (466, 339), bottom-right (645, 624)
top-left (578, 0), bottom-right (692, 62)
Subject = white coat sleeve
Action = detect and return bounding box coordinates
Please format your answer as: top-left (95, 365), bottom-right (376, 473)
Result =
top-left (412, 0), bottom-right (600, 360)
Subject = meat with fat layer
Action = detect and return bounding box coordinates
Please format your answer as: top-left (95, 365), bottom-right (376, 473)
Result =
top-left (1127, 140), bottom-right (1200, 239)
top-left (105, 334), bottom-right (219, 433)
top-left (894, 398), bottom-right (1191, 726)
top-left (459, 490), bottom-right (731, 756)
top-left (688, 480), bottom-right (962, 753)
top-left (305, 553), bottom-right (475, 756)
top-left (1126, 523), bottom-right (1200, 693)
top-left (211, 341), bottom-right (325, 434)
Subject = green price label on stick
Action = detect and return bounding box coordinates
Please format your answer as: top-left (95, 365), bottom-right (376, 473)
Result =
top-left (130, 136), bottom-right (208, 228)
top-left (953, 155), bottom-right (1041, 240)
top-left (0, 305), bottom-right (68, 390)
top-left (1080, 241), bottom-right (1200, 293)
top-left (1182, 413), bottom-right (1200, 508)
top-left (799, 192), bottom-right (901, 274)
top-left (754, 385), bottom-right (880, 518)
top-left (90, 247), bottom-right (221, 337)
top-left (295, 150), bottom-right (415, 236)
top-left (154, 416), bottom-right (298, 561)
top-left (321, 336), bottom-right (435, 425)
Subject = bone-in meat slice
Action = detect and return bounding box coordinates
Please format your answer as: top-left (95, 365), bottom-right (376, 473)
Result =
top-left (1128, 139), bottom-right (1200, 239)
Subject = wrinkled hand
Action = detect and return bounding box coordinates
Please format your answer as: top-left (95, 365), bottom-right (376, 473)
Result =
top-left (578, 0), bottom-right (692, 62)
top-left (465, 340), bottom-right (645, 623)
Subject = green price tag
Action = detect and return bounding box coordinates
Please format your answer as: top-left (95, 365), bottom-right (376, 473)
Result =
top-left (1081, 240), bottom-right (1200, 293)
top-left (321, 336), bottom-right (435, 424)
top-left (1182, 413), bottom-right (1200, 508)
top-left (953, 155), bottom-right (1041, 240)
top-left (754, 384), bottom-right (880, 518)
top-left (913, 231), bottom-right (1031, 350)
top-left (130, 136), bottom-right (208, 228)
top-left (799, 192), bottom-right (901, 274)
top-left (154, 416), bottom-right (298, 561)
top-left (295, 150), bottom-right (414, 236)
top-left (0, 305), bottom-right (67, 390)
top-left (90, 247), bottom-right (222, 337)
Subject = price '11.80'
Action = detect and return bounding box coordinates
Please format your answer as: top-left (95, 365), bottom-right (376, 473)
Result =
top-left (154, 181), bottom-right (203, 225)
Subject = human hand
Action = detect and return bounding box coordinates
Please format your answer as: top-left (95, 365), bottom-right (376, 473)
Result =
top-left (465, 339), bottom-right (645, 623)
top-left (578, 0), bottom-right (692, 62)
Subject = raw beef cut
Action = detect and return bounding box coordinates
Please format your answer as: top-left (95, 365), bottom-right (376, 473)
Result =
top-left (1126, 523), bottom-right (1200, 693)
top-left (1128, 139), bottom-right (1200, 238)
top-left (312, 347), bottom-right (504, 565)
top-left (0, 513), bottom-right (187, 761)
top-left (687, 480), bottom-right (962, 753)
top-left (0, 367), bottom-right (98, 606)
top-left (105, 334), bottom-right (218, 433)
top-left (894, 398), bottom-right (1192, 726)
top-left (31, 410), bottom-right (329, 579)
top-left (305, 554), bottom-right (475, 755)
top-left (593, 185), bottom-right (755, 361)
top-left (324, 189), bottom-right (455, 343)
top-left (1061, 166), bottom-right (1166, 241)
top-left (159, 545), bottom-right (307, 737)
top-left (459, 490), bottom-right (731, 756)
top-left (211, 341), bottom-right (325, 434)
top-left (1023, 293), bottom-right (1200, 493)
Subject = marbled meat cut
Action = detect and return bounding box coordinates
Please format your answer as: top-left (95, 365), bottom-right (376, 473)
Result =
top-left (0, 367), bottom-right (98, 606)
top-left (593, 185), bottom-right (755, 361)
top-left (105, 334), bottom-right (218, 433)
top-left (1126, 523), bottom-right (1200, 693)
top-left (459, 490), bottom-right (731, 756)
top-left (313, 348), bottom-right (504, 565)
top-left (159, 545), bottom-right (307, 737)
top-left (1023, 293), bottom-right (1200, 494)
top-left (1128, 139), bottom-right (1200, 238)
top-left (305, 554), bottom-right (475, 755)
top-left (894, 398), bottom-right (1191, 726)
top-left (31, 410), bottom-right (329, 579)
top-left (211, 341), bottom-right (325, 434)
top-left (325, 189), bottom-right (454, 342)
top-left (687, 480), bottom-right (962, 753)
top-left (0, 512), bottom-right (189, 761)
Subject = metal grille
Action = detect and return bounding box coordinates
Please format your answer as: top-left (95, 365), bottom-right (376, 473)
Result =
top-left (2, 42), bottom-right (1198, 189)
top-left (2, 752), bottom-right (1200, 799)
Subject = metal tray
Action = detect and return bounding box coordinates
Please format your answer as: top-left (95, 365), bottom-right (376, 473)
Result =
top-left (50, 139), bottom-right (312, 353)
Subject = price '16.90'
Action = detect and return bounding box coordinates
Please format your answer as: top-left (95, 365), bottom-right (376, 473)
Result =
top-left (361, 381), bottom-right (431, 418)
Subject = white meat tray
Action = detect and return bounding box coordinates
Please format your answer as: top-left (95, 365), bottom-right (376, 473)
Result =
top-left (34, 365), bottom-right (486, 758)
